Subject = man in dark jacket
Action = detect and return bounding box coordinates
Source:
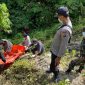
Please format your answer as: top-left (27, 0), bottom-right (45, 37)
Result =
top-left (66, 28), bottom-right (85, 73)
top-left (28, 39), bottom-right (44, 57)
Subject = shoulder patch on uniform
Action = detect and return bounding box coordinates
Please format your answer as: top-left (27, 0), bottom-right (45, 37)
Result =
top-left (61, 31), bottom-right (67, 37)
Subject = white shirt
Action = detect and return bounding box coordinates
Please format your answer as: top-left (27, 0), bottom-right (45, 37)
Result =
top-left (23, 36), bottom-right (31, 47)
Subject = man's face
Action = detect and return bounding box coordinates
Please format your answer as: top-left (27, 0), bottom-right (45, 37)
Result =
top-left (58, 15), bottom-right (64, 21)
top-left (3, 41), bottom-right (7, 46)
top-left (24, 36), bottom-right (27, 39)
top-left (58, 15), bottom-right (64, 24)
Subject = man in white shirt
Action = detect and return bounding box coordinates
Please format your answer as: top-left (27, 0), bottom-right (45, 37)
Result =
top-left (22, 34), bottom-right (31, 50)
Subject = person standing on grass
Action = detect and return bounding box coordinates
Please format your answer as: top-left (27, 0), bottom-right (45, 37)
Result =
top-left (46, 6), bottom-right (72, 83)
top-left (66, 27), bottom-right (85, 74)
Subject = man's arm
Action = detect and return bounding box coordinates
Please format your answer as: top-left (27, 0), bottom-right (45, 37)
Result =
top-left (57, 31), bottom-right (70, 57)
top-left (55, 31), bottom-right (70, 66)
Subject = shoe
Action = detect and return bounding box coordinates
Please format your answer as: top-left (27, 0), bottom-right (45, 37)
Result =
top-left (65, 69), bottom-right (71, 74)
top-left (46, 69), bottom-right (52, 73)
top-left (76, 69), bottom-right (81, 73)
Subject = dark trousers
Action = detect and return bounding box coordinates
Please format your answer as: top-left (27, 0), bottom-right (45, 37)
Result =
top-left (31, 48), bottom-right (44, 55)
top-left (50, 52), bottom-right (59, 77)
top-left (68, 57), bottom-right (85, 72)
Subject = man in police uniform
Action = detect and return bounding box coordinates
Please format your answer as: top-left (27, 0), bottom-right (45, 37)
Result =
top-left (66, 28), bottom-right (85, 73)
top-left (0, 39), bottom-right (13, 63)
top-left (1, 39), bottom-right (13, 53)
top-left (46, 6), bottom-right (72, 82)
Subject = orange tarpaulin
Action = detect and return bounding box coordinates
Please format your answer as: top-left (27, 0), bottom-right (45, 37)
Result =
top-left (11, 45), bottom-right (25, 53)
top-left (0, 45), bottom-right (25, 68)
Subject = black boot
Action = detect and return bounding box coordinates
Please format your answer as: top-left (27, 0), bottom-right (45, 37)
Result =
top-left (76, 64), bottom-right (84, 73)
top-left (54, 70), bottom-right (60, 83)
top-left (66, 60), bottom-right (76, 74)
top-left (65, 69), bottom-right (71, 74)
top-left (76, 69), bottom-right (81, 73)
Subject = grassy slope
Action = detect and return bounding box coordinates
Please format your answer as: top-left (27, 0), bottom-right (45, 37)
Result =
top-left (0, 23), bottom-right (85, 85)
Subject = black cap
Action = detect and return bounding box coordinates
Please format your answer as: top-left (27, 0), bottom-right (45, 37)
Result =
top-left (23, 33), bottom-right (28, 37)
top-left (57, 7), bottom-right (69, 17)
top-left (32, 39), bottom-right (37, 42)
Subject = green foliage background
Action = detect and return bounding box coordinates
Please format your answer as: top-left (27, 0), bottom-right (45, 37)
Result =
top-left (0, 3), bottom-right (11, 32)
top-left (0, 0), bottom-right (85, 31)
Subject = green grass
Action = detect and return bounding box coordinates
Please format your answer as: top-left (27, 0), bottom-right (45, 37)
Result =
top-left (1, 57), bottom-right (71, 85)
top-left (0, 22), bottom-right (84, 85)
top-left (0, 50), bottom-right (77, 85)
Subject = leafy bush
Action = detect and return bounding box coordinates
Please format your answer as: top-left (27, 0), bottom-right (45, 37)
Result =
top-left (0, 0), bottom-right (85, 33)
top-left (0, 0), bottom-right (57, 32)
top-left (0, 3), bottom-right (12, 32)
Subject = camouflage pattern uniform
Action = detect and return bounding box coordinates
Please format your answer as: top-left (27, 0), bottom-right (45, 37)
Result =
top-left (66, 39), bottom-right (85, 73)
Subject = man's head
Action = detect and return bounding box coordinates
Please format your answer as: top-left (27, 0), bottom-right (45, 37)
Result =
top-left (56, 6), bottom-right (69, 23)
top-left (23, 26), bottom-right (29, 35)
top-left (22, 33), bottom-right (28, 40)
top-left (32, 39), bottom-right (38, 45)
top-left (3, 41), bottom-right (7, 46)
top-left (0, 40), bottom-right (7, 46)
top-left (23, 33), bottom-right (28, 38)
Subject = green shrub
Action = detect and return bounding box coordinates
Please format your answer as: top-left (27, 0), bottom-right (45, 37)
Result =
top-left (0, 3), bottom-right (12, 32)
